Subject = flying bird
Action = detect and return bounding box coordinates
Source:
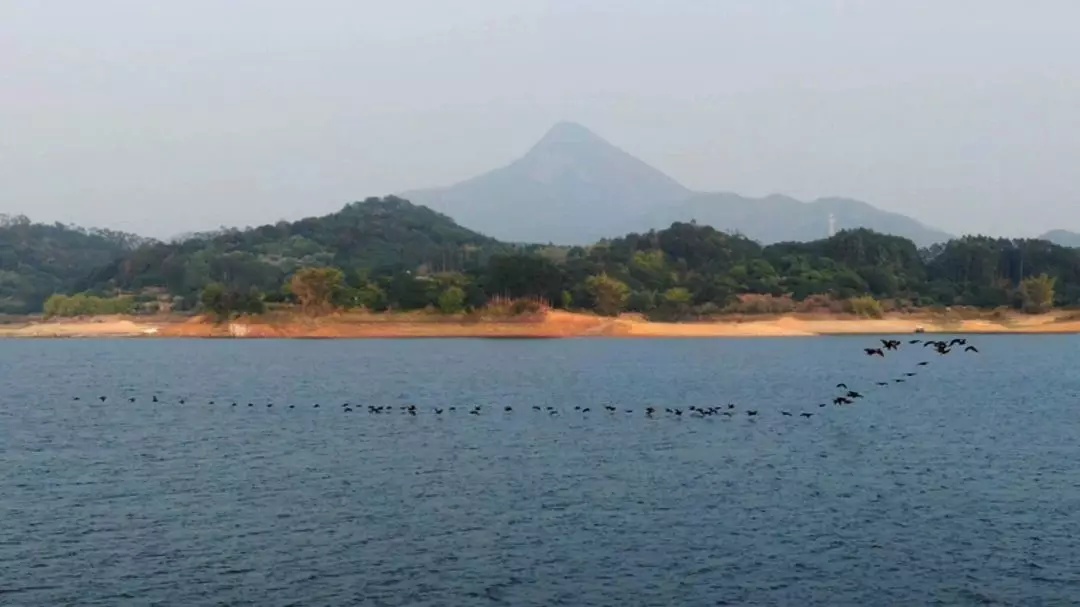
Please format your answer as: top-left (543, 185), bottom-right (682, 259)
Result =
top-left (864, 348), bottom-right (885, 357)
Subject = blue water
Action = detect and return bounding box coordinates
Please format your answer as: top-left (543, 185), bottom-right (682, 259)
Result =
top-left (1, 336), bottom-right (1079, 606)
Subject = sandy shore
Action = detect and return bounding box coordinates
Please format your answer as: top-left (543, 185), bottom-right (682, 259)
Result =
top-left (3, 310), bottom-right (1080, 339)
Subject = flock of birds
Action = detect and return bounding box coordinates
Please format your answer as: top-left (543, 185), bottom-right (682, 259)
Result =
top-left (72, 336), bottom-right (980, 422)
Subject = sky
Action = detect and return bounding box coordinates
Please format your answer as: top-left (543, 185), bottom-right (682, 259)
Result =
top-left (2, 0), bottom-right (1079, 238)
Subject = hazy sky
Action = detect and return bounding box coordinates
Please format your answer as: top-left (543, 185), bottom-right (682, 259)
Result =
top-left (3, 1), bottom-right (1079, 238)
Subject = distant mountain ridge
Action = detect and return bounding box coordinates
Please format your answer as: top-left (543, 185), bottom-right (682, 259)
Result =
top-left (1038, 229), bottom-right (1080, 248)
top-left (402, 121), bottom-right (691, 244)
top-left (401, 122), bottom-right (954, 247)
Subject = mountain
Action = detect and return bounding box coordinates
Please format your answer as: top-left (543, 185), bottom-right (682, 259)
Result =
top-left (0, 214), bottom-right (147, 314)
top-left (401, 121), bottom-right (953, 247)
top-left (86, 196), bottom-right (507, 303)
top-left (400, 121), bottom-right (692, 244)
top-left (643, 193), bottom-right (954, 248)
top-left (1038, 229), bottom-right (1080, 248)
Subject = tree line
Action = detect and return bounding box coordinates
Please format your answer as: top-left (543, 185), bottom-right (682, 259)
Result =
top-left (13, 197), bottom-right (1079, 319)
top-left (179, 225), bottom-right (1069, 321)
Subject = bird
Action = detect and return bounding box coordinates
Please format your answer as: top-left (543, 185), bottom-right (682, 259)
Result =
top-left (904, 372), bottom-right (917, 377)
top-left (73, 397), bottom-right (80, 401)
top-left (288, 405), bottom-right (295, 409)
top-left (881, 339), bottom-right (901, 350)
top-left (231, 403), bottom-right (237, 407)
top-left (837, 383), bottom-right (848, 389)
top-left (876, 382), bottom-right (890, 386)
top-left (833, 397), bottom-right (853, 405)
top-left (504, 406), bottom-right (513, 412)
top-left (800, 413), bottom-right (813, 418)
top-left (179, 399), bottom-right (186, 404)
top-left (965, 345), bottom-right (979, 353)
top-left (128, 397), bottom-right (136, 403)
top-left (313, 404), bottom-right (319, 408)
top-left (917, 362), bottom-right (929, 366)
top-left (532, 406), bottom-right (542, 411)
top-left (781, 411), bottom-right (793, 417)
top-left (894, 379), bottom-right (906, 383)
top-left (434, 408), bottom-right (443, 414)
top-left (344, 407), bottom-right (353, 413)
top-left (152, 396), bottom-right (158, 403)
top-left (950, 338), bottom-right (967, 347)
top-left (582, 408), bottom-right (590, 413)
top-left (864, 348), bottom-right (885, 357)
top-left (818, 403), bottom-right (827, 408)
top-left (746, 410), bottom-right (758, 417)
top-left (846, 391), bottom-right (863, 399)
top-left (909, 339), bottom-right (921, 344)
top-left (645, 407), bottom-right (656, 416)
top-left (99, 396), bottom-right (107, 402)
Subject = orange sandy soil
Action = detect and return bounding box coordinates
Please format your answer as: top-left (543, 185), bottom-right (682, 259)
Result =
top-left (4, 309), bottom-right (1080, 338)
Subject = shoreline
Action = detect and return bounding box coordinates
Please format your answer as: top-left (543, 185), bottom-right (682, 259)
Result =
top-left (2, 310), bottom-right (1079, 339)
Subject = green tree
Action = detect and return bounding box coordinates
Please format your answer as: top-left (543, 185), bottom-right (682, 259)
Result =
top-left (289, 267), bottom-right (344, 314)
top-left (437, 285), bottom-right (466, 314)
top-left (1019, 273), bottom-right (1055, 313)
top-left (585, 274), bottom-right (630, 316)
top-left (200, 283), bottom-right (229, 319)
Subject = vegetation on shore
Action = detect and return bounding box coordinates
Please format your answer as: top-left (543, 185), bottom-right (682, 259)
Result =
top-left (5, 197), bottom-right (1078, 321)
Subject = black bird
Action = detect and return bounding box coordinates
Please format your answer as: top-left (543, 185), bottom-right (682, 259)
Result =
top-left (99, 396), bottom-right (107, 402)
top-left (781, 411), bottom-right (793, 417)
top-left (722, 411), bottom-right (734, 417)
top-left (504, 406), bottom-right (513, 412)
top-left (248, 403), bottom-right (254, 407)
top-left (800, 412), bottom-right (813, 418)
top-left (605, 406), bottom-right (617, 412)
top-left (746, 410), bottom-right (758, 417)
top-left (881, 339), bottom-right (901, 350)
top-left (344, 407), bottom-right (353, 413)
top-left (73, 397), bottom-right (80, 401)
top-left (434, 408), bottom-right (443, 414)
top-left (179, 399), bottom-right (186, 404)
top-left (533, 406), bottom-right (542, 411)
top-left (582, 408), bottom-right (590, 413)
top-left (288, 405), bottom-right (295, 409)
top-left (876, 382), bottom-right (890, 386)
top-left (833, 397), bottom-right (852, 405)
top-left (574, 406), bottom-right (581, 411)
top-left (674, 409), bottom-right (683, 416)
top-left (950, 338), bottom-right (967, 346)
top-left (904, 372), bottom-right (917, 377)
top-left (625, 409), bottom-right (633, 414)
top-left (231, 403), bottom-right (237, 407)
top-left (965, 345), bottom-right (979, 353)
top-left (837, 383), bottom-right (848, 389)
top-left (128, 397), bottom-right (136, 403)
top-left (449, 407), bottom-right (456, 412)
top-left (645, 407), bottom-right (656, 415)
top-left (909, 339), bottom-right (921, 344)
top-left (727, 404), bottom-right (735, 410)
top-left (152, 396), bottom-right (158, 403)
top-left (818, 403), bottom-right (827, 408)
top-left (469, 409), bottom-right (480, 415)
top-left (864, 348), bottom-right (885, 357)
top-left (409, 409), bottom-right (416, 416)
top-left (846, 391), bottom-right (863, 399)
top-left (937, 348), bottom-right (952, 355)
top-left (313, 404), bottom-right (319, 408)
top-left (917, 361), bottom-right (929, 366)
top-left (267, 403), bottom-right (273, 408)
top-left (894, 379), bottom-right (905, 383)
top-left (209, 400), bottom-right (215, 405)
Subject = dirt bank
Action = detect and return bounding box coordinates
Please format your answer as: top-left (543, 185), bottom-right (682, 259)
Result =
top-left (3, 309), bottom-right (1080, 339)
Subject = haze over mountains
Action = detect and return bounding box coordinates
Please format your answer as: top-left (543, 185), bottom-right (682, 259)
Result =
top-left (402, 122), bottom-right (955, 247)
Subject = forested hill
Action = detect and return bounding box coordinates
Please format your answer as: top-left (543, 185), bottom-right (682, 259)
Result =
top-left (7, 197), bottom-right (1080, 317)
top-left (0, 215), bottom-right (147, 314)
top-left (83, 196), bottom-right (510, 305)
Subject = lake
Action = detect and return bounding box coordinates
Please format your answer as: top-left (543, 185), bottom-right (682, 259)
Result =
top-left (1, 337), bottom-right (1079, 605)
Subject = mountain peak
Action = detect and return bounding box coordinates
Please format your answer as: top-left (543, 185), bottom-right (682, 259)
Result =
top-left (401, 122), bottom-right (691, 244)
top-left (532, 121), bottom-right (606, 147)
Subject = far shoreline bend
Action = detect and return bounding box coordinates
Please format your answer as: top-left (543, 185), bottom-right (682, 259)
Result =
top-left (2, 309), bottom-right (1080, 339)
